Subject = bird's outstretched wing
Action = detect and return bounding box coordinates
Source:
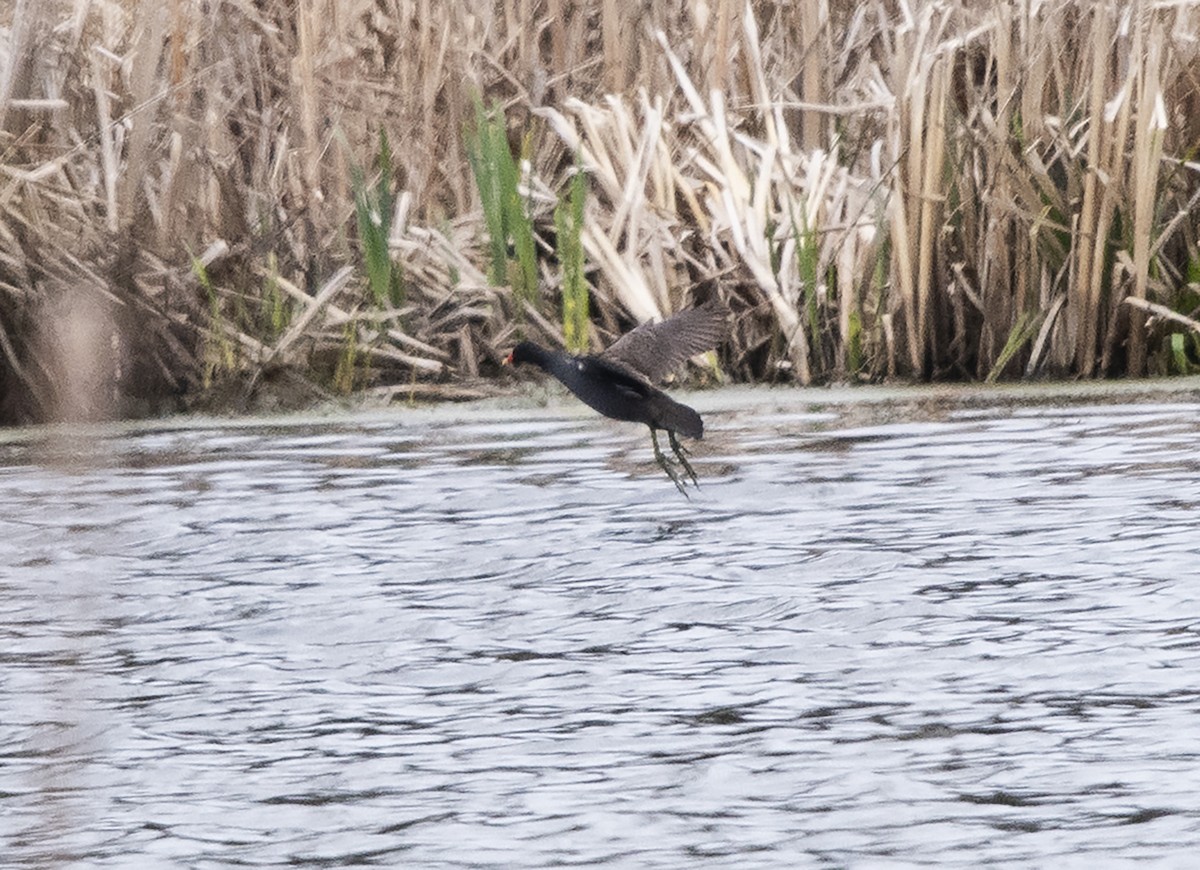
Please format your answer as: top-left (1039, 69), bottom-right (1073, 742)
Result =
top-left (601, 299), bottom-right (728, 383)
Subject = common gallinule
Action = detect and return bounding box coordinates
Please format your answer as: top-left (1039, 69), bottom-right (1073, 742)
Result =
top-left (504, 300), bottom-right (727, 493)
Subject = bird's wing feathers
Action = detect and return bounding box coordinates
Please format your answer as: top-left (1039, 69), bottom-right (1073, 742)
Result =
top-left (580, 356), bottom-right (657, 397)
top-left (601, 300), bottom-right (728, 382)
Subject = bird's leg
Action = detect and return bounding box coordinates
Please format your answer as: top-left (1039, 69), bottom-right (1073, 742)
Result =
top-left (651, 428), bottom-right (689, 496)
top-left (667, 430), bottom-right (699, 488)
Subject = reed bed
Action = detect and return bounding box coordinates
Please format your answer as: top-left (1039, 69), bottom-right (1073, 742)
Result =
top-left (1, 0), bottom-right (1198, 424)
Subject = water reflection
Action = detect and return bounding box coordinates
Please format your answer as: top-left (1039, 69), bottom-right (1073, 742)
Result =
top-left (2, 396), bottom-right (1200, 866)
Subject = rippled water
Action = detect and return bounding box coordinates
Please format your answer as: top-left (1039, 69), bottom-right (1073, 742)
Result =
top-left (3, 389), bottom-right (1200, 867)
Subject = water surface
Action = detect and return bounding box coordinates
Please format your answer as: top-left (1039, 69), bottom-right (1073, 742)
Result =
top-left (3, 389), bottom-right (1200, 866)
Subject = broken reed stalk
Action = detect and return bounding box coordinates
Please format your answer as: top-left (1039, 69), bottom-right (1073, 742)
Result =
top-left (1, 0), bottom-right (1199, 427)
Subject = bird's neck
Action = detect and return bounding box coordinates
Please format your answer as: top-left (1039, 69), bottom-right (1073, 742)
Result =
top-left (524, 344), bottom-right (559, 367)
top-left (523, 344), bottom-right (575, 377)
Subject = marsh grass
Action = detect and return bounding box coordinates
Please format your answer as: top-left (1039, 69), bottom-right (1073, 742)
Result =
top-left (467, 99), bottom-right (539, 311)
top-left (1, 0), bottom-right (1199, 424)
top-left (556, 162), bottom-right (590, 353)
top-left (351, 130), bottom-right (405, 311)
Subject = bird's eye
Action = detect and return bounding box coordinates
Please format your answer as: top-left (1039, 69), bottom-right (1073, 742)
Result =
top-left (576, 361), bottom-right (585, 371)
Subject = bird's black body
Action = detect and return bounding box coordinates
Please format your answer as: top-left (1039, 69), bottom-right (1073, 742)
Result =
top-left (505, 300), bottom-right (727, 493)
top-left (507, 343), bottom-right (703, 439)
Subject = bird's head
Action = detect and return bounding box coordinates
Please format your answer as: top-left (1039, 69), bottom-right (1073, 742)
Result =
top-left (503, 341), bottom-right (539, 367)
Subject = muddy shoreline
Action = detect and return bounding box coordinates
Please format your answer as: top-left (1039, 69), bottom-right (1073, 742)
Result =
top-left (3, 376), bottom-right (1198, 445)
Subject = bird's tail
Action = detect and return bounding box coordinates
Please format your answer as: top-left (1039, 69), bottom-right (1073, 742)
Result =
top-left (651, 395), bottom-right (703, 439)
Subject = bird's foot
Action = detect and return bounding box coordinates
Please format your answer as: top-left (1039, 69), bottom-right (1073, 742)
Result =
top-left (652, 429), bottom-right (691, 497)
top-left (667, 430), bottom-right (699, 488)
top-left (656, 451), bottom-right (690, 497)
top-left (652, 427), bottom-right (700, 494)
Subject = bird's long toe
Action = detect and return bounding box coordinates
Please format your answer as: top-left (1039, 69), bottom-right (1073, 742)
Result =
top-left (668, 430), bottom-right (699, 488)
top-left (652, 429), bottom-right (691, 497)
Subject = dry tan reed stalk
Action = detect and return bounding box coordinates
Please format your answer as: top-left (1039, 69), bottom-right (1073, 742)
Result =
top-left (1128, 18), bottom-right (1168, 376)
top-left (600, 0), bottom-right (622, 91)
top-left (796, 0), bottom-right (828, 152)
top-left (1073, 2), bottom-right (1114, 376)
top-left (267, 266), bottom-right (355, 366)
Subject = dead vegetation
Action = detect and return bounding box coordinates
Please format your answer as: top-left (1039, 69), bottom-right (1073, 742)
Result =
top-left (1, 0), bottom-right (1199, 425)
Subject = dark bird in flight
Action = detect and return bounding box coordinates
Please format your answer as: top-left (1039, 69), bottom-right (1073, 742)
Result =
top-left (504, 300), bottom-right (728, 494)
